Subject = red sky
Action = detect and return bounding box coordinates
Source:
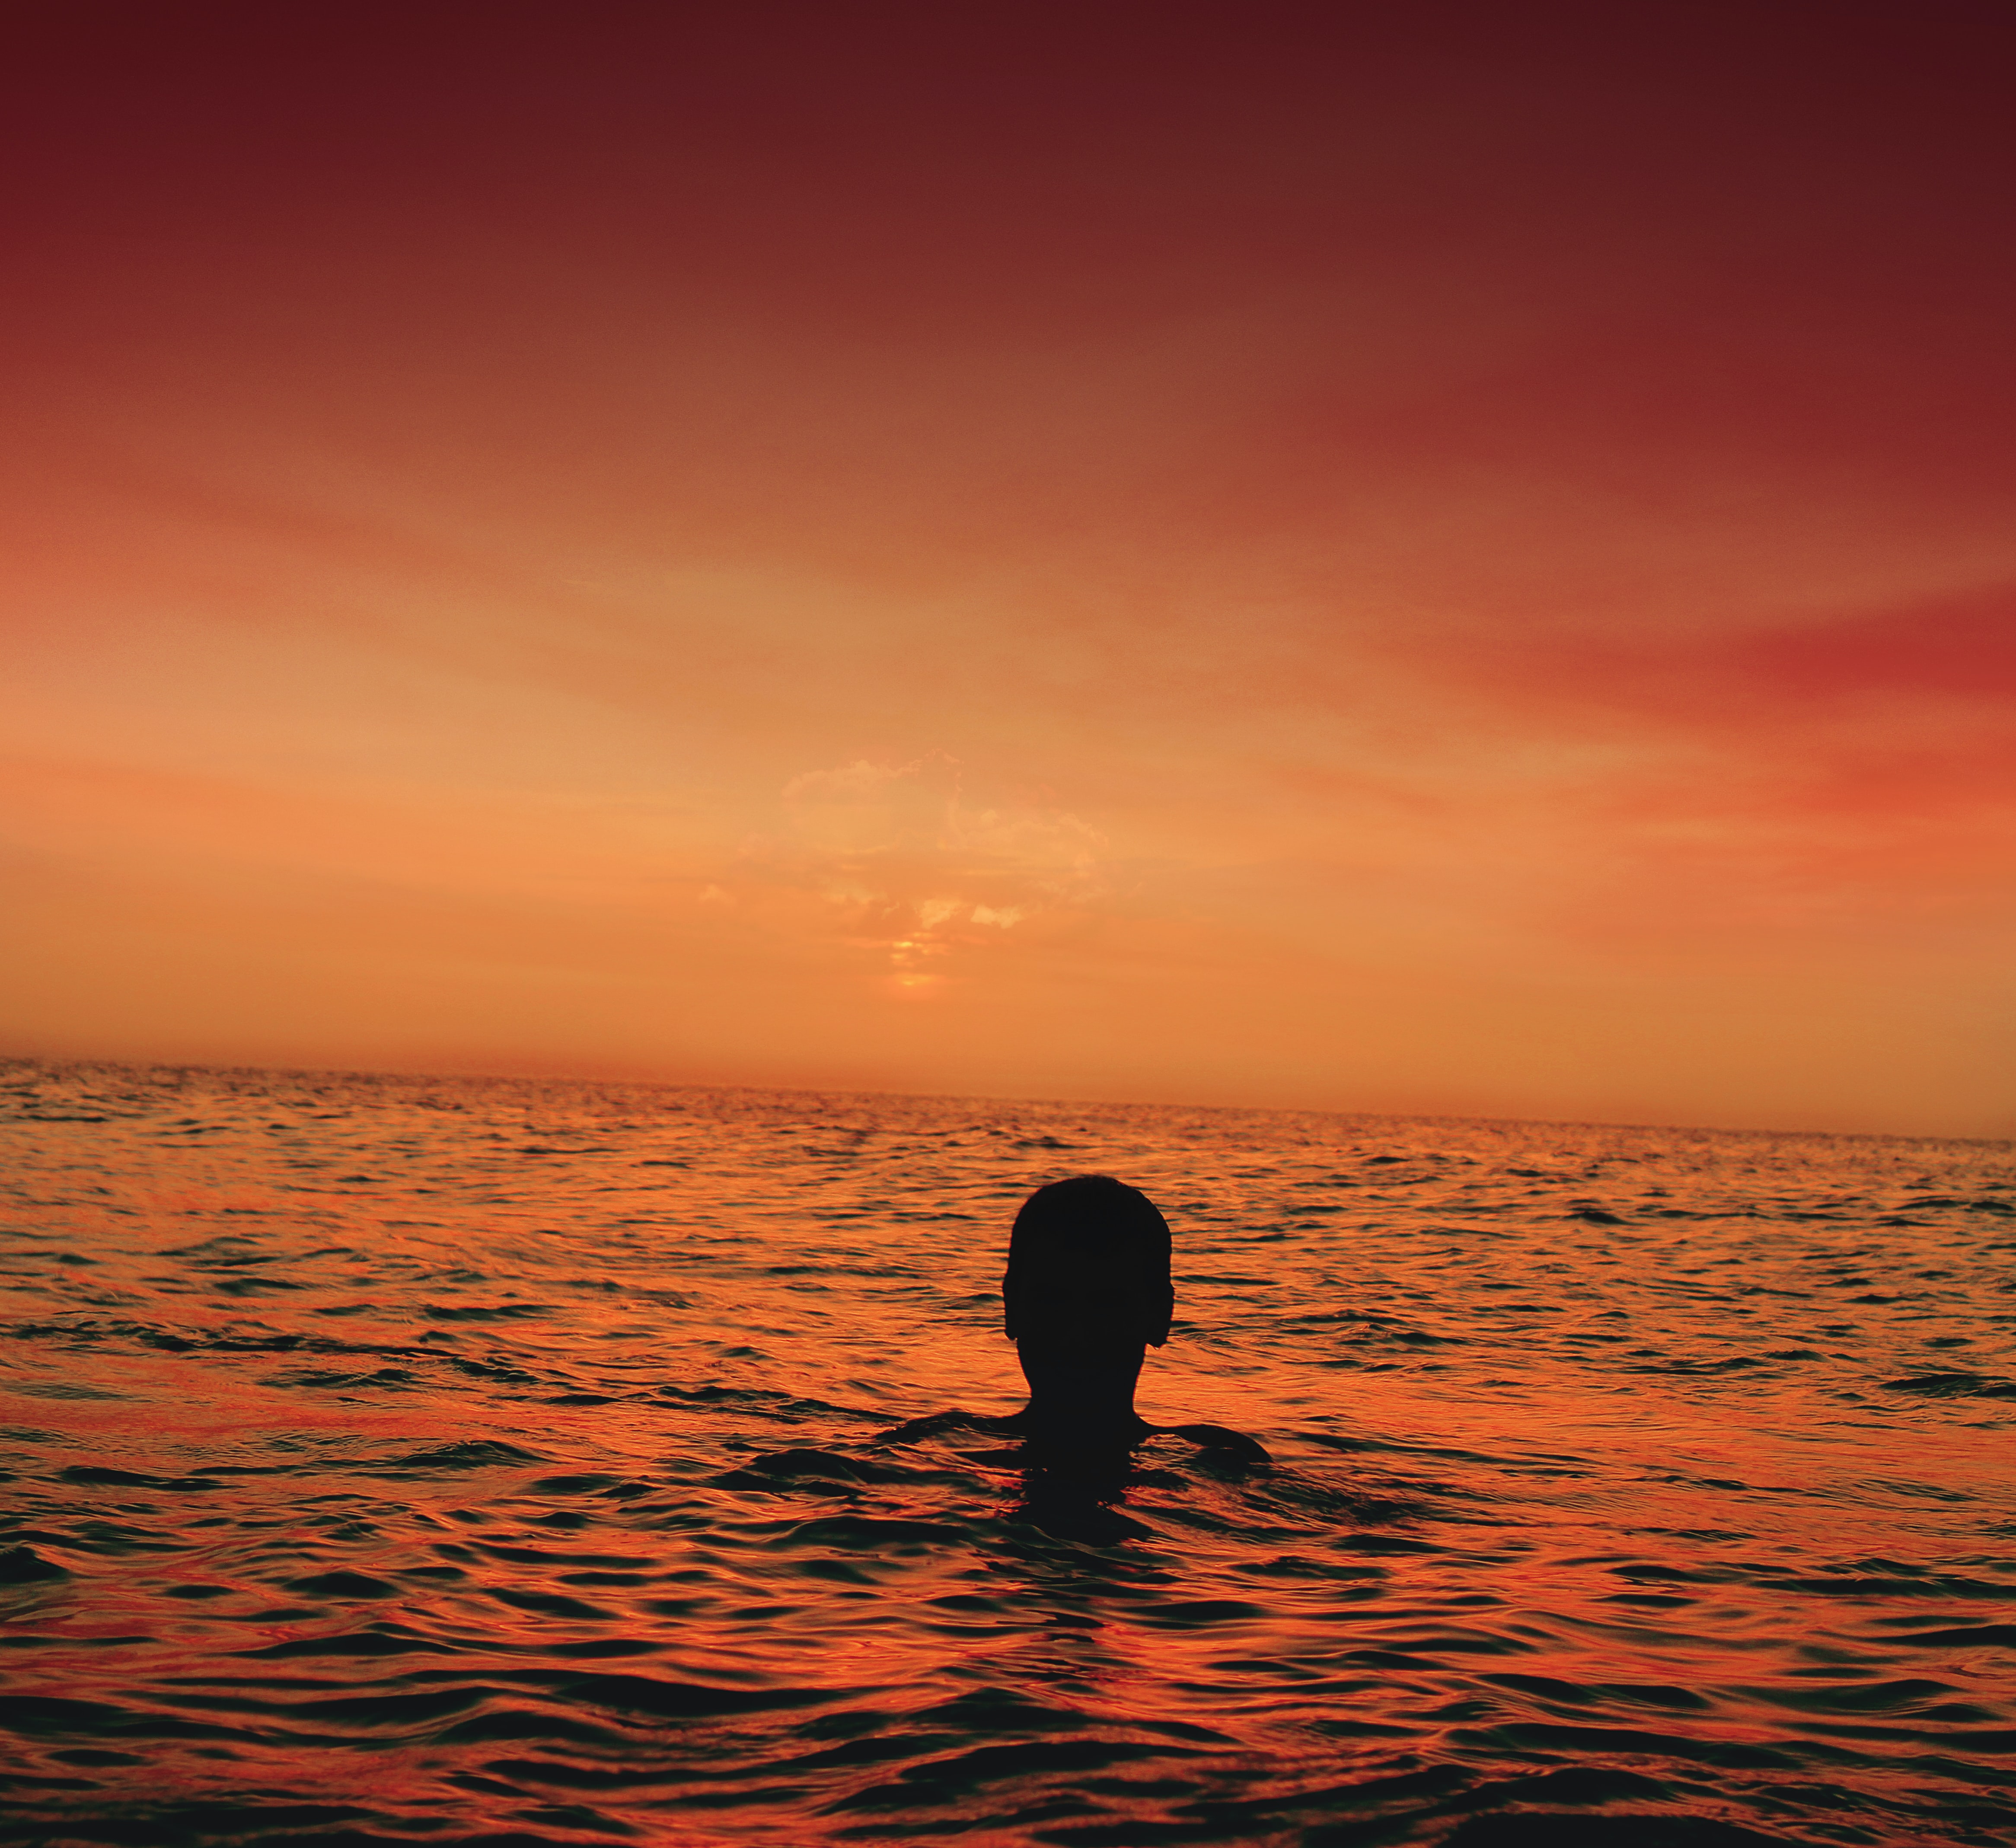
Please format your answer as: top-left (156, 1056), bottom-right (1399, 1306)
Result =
top-left (4, 1), bottom-right (2013, 1133)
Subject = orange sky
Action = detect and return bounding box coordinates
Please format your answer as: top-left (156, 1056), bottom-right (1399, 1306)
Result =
top-left (4, 3), bottom-right (2013, 1134)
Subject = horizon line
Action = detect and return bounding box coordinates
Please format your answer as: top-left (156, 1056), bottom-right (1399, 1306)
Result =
top-left (4, 1051), bottom-right (2009, 1150)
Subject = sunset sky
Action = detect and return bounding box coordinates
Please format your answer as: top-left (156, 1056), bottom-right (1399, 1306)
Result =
top-left (5, 2), bottom-right (2012, 1134)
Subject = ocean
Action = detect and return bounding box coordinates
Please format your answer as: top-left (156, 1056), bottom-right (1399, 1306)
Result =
top-left (1, 1061), bottom-right (2011, 1847)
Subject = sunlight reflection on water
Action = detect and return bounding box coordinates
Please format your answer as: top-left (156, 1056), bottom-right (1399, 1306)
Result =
top-left (2, 1061), bottom-right (2012, 1846)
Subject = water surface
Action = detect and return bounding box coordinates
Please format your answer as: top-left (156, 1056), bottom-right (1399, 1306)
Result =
top-left (3, 1062), bottom-right (2013, 1845)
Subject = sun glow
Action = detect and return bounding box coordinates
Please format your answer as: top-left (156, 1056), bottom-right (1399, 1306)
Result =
top-left (1, 5), bottom-right (2010, 1132)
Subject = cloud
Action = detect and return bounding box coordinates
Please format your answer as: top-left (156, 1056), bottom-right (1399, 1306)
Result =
top-left (714, 752), bottom-right (1108, 991)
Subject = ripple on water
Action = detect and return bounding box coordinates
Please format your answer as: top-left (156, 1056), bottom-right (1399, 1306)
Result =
top-left (0, 1060), bottom-right (2012, 1845)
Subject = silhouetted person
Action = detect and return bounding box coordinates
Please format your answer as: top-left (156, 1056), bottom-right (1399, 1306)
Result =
top-left (877, 1172), bottom-right (1266, 1465)
top-left (1004, 1174), bottom-right (1173, 1446)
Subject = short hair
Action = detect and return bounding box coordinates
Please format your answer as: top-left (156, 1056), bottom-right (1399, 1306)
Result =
top-left (1004, 1175), bottom-right (1174, 1348)
top-left (1010, 1174), bottom-right (1171, 1263)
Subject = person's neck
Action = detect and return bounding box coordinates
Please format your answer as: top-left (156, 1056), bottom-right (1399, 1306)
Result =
top-left (1014, 1343), bottom-right (1149, 1445)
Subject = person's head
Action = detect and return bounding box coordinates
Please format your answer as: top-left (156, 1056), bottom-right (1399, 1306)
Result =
top-left (1009, 1175), bottom-right (1171, 1279)
top-left (1005, 1176), bottom-right (1174, 1443)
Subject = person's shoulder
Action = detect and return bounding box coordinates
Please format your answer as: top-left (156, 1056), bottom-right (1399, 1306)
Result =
top-left (1158, 1422), bottom-right (1270, 1462)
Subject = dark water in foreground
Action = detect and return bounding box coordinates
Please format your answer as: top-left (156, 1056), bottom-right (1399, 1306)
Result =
top-left (2, 1064), bottom-right (2013, 1848)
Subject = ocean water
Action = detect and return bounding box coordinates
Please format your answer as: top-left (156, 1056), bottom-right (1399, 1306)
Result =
top-left (1, 1062), bottom-right (2013, 1848)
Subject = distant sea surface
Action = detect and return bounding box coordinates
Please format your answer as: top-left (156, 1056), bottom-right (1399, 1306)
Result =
top-left (2, 1063), bottom-right (2013, 1848)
